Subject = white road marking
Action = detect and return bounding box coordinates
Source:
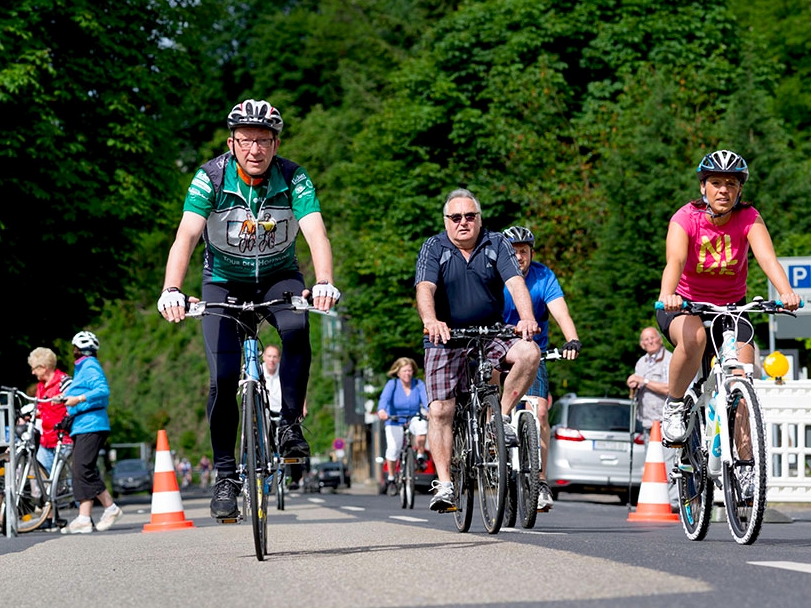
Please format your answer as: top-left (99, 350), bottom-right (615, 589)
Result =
top-left (307, 497), bottom-right (325, 504)
top-left (341, 506), bottom-right (365, 511)
top-left (501, 527), bottom-right (568, 536)
top-left (390, 515), bottom-right (428, 522)
top-left (749, 561), bottom-right (811, 574)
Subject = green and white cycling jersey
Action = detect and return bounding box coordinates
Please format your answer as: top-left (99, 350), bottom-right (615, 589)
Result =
top-left (184, 155), bottom-right (321, 283)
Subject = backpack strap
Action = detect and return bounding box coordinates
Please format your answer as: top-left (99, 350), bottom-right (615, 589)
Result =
top-left (201, 152), bottom-right (299, 197)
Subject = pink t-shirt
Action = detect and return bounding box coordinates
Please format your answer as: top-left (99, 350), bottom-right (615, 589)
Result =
top-left (671, 203), bottom-right (759, 304)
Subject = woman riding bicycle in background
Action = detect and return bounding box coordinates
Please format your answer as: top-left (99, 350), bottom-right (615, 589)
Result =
top-left (656, 149), bottom-right (800, 445)
top-left (377, 357), bottom-right (429, 496)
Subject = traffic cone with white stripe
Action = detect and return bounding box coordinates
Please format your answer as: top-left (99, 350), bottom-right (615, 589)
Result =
top-left (143, 430), bottom-right (196, 532)
top-left (627, 420), bottom-right (679, 522)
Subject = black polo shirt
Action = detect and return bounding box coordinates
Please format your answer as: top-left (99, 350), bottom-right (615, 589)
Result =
top-left (415, 228), bottom-right (522, 332)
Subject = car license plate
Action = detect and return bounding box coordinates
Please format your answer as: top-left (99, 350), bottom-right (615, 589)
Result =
top-left (593, 440), bottom-right (627, 452)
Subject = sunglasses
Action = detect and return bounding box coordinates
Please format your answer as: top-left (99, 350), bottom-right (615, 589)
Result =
top-left (445, 212), bottom-right (479, 223)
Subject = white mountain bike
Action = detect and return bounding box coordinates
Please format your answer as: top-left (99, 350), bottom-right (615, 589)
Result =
top-left (659, 297), bottom-right (801, 545)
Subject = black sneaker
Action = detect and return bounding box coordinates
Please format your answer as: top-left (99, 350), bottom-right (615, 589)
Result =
top-left (279, 423), bottom-right (311, 458)
top-left (210, 477), bottom-right (241, 519)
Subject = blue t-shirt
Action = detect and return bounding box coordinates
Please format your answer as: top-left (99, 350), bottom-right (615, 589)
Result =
top-left (503, 261), bottom-right (564, 350)
top-left (377, 378), bottom-right (429, 426)
top-left (415, 229), bottom-right (522, 339)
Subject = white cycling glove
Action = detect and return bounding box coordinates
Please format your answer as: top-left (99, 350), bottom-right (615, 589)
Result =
top-left (157, 287), bottom-right (186, 312)
top-left (312, 281), bottom-right (341, 302)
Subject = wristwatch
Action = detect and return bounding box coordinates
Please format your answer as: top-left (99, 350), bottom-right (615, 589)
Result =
top-left (643, 378), bottom-right (649, 386)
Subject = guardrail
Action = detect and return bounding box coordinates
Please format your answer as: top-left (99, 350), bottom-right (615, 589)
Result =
top-left (755, 379), bottom-right (811, 503)
top-left (1, 388), bottom-right (18, 536)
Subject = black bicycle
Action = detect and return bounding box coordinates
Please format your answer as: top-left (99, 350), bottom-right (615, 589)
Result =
top-left (187, 292), bottom-right (328, 560)
top-left (447, 324), bottom-right (516, 534)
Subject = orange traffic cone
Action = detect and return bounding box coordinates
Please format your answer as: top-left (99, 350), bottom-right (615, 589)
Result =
top-left (143, 430), bottom-right (196, 532)
top-left (628, 420), bottom-right (679, 523)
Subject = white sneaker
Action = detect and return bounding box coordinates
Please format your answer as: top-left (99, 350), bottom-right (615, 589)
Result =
top-left (95, 505), bottom-right (123, 531)
top-left (661, 398), bottom-right (689, 443)
top-left (61, 517), bottom-right (93, 534)
top-left (429, 480), bottom-right (455, 512)
top-left (537, 481), bottom-right (554, 512)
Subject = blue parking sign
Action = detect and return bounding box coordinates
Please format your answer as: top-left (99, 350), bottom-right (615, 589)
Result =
top-left (788, 265), bottom-right (811, 289)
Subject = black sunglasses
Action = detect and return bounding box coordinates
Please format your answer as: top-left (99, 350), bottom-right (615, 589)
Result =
top-left (445, 212), bottom-right (479, 223)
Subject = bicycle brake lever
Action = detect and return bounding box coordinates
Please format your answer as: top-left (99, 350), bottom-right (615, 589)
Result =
top-left (289, 296), bottom-right (310, 312)
top-left (186, 301), bottom-right (206, 317)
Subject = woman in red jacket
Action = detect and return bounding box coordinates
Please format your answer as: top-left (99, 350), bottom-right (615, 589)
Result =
top-left (28, 347), bottom-right (73, 471)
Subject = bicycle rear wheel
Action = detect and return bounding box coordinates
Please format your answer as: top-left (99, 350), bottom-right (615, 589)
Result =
top-left (677, 396), bottom-right (713, 541)
top-left (517, 414), bottom-right (540, 529)
top-left (3, 451), bottom-right (51, 533)
top-left (244, 381), bottom-right (269, 560)
top-left (400, 446), bottom-right (416, 509)
top-left (451, 412), bottom-right (474, 533)
top-left (477, 391), bottom-right (507, 534)
top-left (722, 380), bottom-right (766, 545)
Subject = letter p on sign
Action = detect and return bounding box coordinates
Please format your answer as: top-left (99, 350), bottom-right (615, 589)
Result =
top-left (789, 265), bottom-right (811, 289)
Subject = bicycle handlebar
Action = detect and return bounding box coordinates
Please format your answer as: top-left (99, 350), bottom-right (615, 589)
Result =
top-left (187, 293), bottom-right (337, 318)
top-left (654, 296), bottom-right (804, 317)
top-left (446, 324), bottom-right (522, 340)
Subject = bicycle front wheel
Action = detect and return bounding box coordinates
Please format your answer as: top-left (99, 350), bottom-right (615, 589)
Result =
top-left (517, 414), bottom-right (540, 529)
top-left (451, 411), bottom-right (474, 533)
top-left (477, 391), bottom-right (507, 534)
top-left (400, 446), bottom-right (415, 509)
top-left (722, 380), bottom-right (766, 545)
top-left (677, 396), bottom-right (713, 541)
top-left (244, 381), bottom-right (269, 560)
top-left (51, 451), bottom-right (76, 522)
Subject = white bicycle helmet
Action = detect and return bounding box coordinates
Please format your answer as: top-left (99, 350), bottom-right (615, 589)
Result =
top-left (503, 226), bottom-right (535, 246)
top-left (72, 330), bottom-right (99, 354)
top-left (226, 99), bottom-right (284, 134)
top-left (696, 149), bottom-right (749, 183)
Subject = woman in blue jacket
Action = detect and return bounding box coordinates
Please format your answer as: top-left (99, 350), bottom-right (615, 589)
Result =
top-left (377, 357), bottom-right (429, 496)
top-left (59, 331), bottom-right (123, 534)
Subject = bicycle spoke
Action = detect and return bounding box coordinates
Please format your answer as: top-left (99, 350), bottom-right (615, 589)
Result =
top-left (677, 396), bottom-right (713, 541)
top-left (722, 381), bottom-right (766, 545)
top-left (477, 391), bottom-right (507, 534)
top-left (451, 409), bottom-right (474, 533)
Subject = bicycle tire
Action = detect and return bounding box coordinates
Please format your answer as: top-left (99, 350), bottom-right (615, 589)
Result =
top-left (504, 470), bottom-right (518, 528)
top-left (244, 381), bottom-right (269, 560)
top-left (9, 451), bottom-right (51, 533)
top-left (517, 414), bottom-right (540, 529)
top-left (722, 380), bottom-right (766, 545)
top-left (677, 395), bottom-right (713, 541)
top-left (51, 451), bottom-right (76, 521)
top-left (477, 390), bottom-right (507, 534)
top-left (451, 410), bottom-right (474, 533)
top-left (399, 445), bottom-right (416, 509)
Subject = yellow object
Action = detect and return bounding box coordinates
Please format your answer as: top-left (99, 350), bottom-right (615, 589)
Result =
top-left (763, 351), bottom-right (790, 379)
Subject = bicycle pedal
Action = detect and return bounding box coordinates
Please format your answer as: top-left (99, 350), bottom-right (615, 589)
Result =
top-left (216, 515), bottom-right (242, 524)
top-left (537, 506), bottom-right (552, 513)
top-left (281, 457), bottom-right (307, 465)
top-left (438, 506), bottom-right (459, 513)
top-left (662, 439), bottom-right (684, 449)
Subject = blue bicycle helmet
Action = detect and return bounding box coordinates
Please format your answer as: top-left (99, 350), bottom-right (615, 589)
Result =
top-left (696, 150), bottom-right (749, 184)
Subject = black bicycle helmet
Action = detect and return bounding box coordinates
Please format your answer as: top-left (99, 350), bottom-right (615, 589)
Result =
top-left (696, 149), bottom-right (749, 184)
top-left (503, 226), bottom-right (535, 246)
top-left (226, 99), bottom-right (284, 134)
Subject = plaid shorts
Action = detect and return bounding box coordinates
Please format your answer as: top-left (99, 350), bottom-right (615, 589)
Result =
top-left (424, 337), bottom-right (517, 403)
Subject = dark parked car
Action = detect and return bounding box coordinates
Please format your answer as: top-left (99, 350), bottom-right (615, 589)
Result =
top-left (546, 393), bottom-right (645, 504)
top-left (311, 461), bottom-right (351, 492)
top-left (111, 458), bottom-right (153, 497)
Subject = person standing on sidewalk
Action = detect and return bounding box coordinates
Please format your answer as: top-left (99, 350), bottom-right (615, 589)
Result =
top-left (626, 326), bottom-right (679, 510)
top-left (59, 331), bottom-right (123, 534)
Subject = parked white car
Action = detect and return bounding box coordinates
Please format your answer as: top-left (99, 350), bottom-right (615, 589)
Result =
top-left (546, 393), bottom-right (645, 504)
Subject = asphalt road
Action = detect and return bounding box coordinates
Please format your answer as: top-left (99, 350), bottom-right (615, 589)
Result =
top-left (2, 483), bottom-right (810, 607)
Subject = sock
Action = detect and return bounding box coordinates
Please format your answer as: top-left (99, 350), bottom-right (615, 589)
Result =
top-left (387, 476), bottom-right (395, 482)
top-left (104, 504), bottom-right (119, 515)
top-left (77, 515), bottom-right (91, 524)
